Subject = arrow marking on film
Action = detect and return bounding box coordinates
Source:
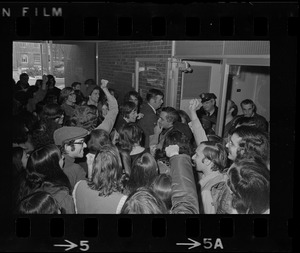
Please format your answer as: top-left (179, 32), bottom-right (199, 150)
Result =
top-left (54, 240), bottom-right (78, 251)
top-left (176, 238), bottom-right (201, 250)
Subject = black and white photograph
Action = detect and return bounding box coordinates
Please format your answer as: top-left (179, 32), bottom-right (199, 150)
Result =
top-left (1, 2), bottom-right (296, 252)
top-left (11, 40), bottom-right (271, 215)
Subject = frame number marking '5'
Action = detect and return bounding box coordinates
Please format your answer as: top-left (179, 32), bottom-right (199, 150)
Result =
top-left (54, 240), bottom-right (90, 251)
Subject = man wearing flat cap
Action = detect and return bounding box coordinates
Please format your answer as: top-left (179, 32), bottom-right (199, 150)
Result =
top-left (196, 93), bottom-right (218, 135)
top-left (54, 126), bottom-right (89, 190)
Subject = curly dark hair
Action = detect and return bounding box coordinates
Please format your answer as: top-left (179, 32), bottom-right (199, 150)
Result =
top-left (162, 129), bottom-right (192, 156)
top-left (227, 158), bottom-right (270, 214)
top-left (69, 105), bottom-right (98, 131)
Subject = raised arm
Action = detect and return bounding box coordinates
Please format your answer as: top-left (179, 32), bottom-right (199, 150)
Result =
top-left (188, 99), bottom-right (208, 146)
top-left (167, 148), bottom-right (199, 214)
top-left (95, 79), bottom-right (119, 133)
top-left (42, 74), bottom-right (47, 90)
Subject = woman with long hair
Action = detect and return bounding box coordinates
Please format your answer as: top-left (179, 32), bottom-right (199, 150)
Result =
top-left (116, 123), bottom-right (148, 163)
top-left (120, 187), bottom-right (167, 214)
top-left (31, 103), bottom-right (64, 149)
top-left (17, 191), bottom-right (61, 214)
top-left (151, 174), bottom-right (172, 212)
top-left (124, 152), bottom-right (159, 195)
top-left (73, 144), bottom-right (127, 214)
top-left (15, 144), bottom-right (75, 214)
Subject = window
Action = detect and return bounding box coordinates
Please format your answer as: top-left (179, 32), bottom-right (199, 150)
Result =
top-left (21, 54), bottom-right (28, 63)
top-left (34, 54), bottom-right (41, 64)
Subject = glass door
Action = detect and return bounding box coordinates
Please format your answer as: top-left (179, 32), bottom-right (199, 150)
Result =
top-left (135, 58), bottom-right (169, 103)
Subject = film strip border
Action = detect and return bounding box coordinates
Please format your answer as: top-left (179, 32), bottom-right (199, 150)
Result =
top-left (0, 3), bottom-right (298, 38)
top-left (1, 2), bottom-right (297, 252)
top-left (8, 215), bottom-right (293, 251)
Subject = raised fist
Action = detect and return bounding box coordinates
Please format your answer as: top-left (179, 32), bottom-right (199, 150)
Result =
top-left (165, 144), bottom-right (179, 158)
top-left (42, 74), bottom-right (48, 83)
top-left (189, 98), bottom-right (200, 112)
top-left (100, 79), bottom-right (109, 89)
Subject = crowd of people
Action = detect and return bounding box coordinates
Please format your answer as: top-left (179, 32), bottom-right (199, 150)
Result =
top-left (12, 73), bottom-right (270, 214)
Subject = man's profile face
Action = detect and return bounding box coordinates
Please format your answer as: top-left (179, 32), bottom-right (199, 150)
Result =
top-left (68, 138), bottom-right (87, 158)
top-left (241, 103), bottom-right (254, 117)
top-left (158, 111), bottom-right (170, 129)
top-left (192, 144), bottom-right (206, 172)
top-left (153, 95), bottom-right (164, 110)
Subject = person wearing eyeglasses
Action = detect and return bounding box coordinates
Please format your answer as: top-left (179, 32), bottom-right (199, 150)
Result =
top-left (54, 126), bottom-right (89, 190)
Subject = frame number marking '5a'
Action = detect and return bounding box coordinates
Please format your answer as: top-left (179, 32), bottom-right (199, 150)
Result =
top-left (176, 238), bottom-right (224, 250)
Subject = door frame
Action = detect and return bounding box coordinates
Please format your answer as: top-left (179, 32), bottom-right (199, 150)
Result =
top-left (217, 58), bottom-right (270, 136)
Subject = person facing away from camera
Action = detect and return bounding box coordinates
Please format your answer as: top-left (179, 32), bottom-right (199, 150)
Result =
top-left (44, 75), bottom-right (61, 103)
top-left (151, 174), bottom-right (173, 213)
top-left (73, 144), bottom-right (128, 214)
top-left (157, 129), bottom-right (193, 174)
top-left (227, 156), bottom-right (270, 214)
top-left (177, 109), bottom-right (191, 125)
top-left (16, 191), bottom-right (62, 214)
top-left (26, 75), bottom-right (48, 113)
top-left (123, 152), bottom-right (159, 195)
top-left (163, 133), bottom-right (199, 214)
top-left (120, 187), bottom-right (168, 214)
top-left (31, 103), bottom-right (64, 149)
top-left (15, 144), bottom-right (75, 214)
top-left (82, 78), bottom-right (97, 98)
top-left (115, 123), bottom-right (148, 166)
top-left (85, 128), bottom-right (114, 179)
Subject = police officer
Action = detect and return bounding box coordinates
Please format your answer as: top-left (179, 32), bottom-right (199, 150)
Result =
top-left (196, 93), bottom-right (218, 135)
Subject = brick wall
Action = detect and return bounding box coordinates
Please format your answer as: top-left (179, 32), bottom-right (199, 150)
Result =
top-left (97, 41), bottom-right (173, 103)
